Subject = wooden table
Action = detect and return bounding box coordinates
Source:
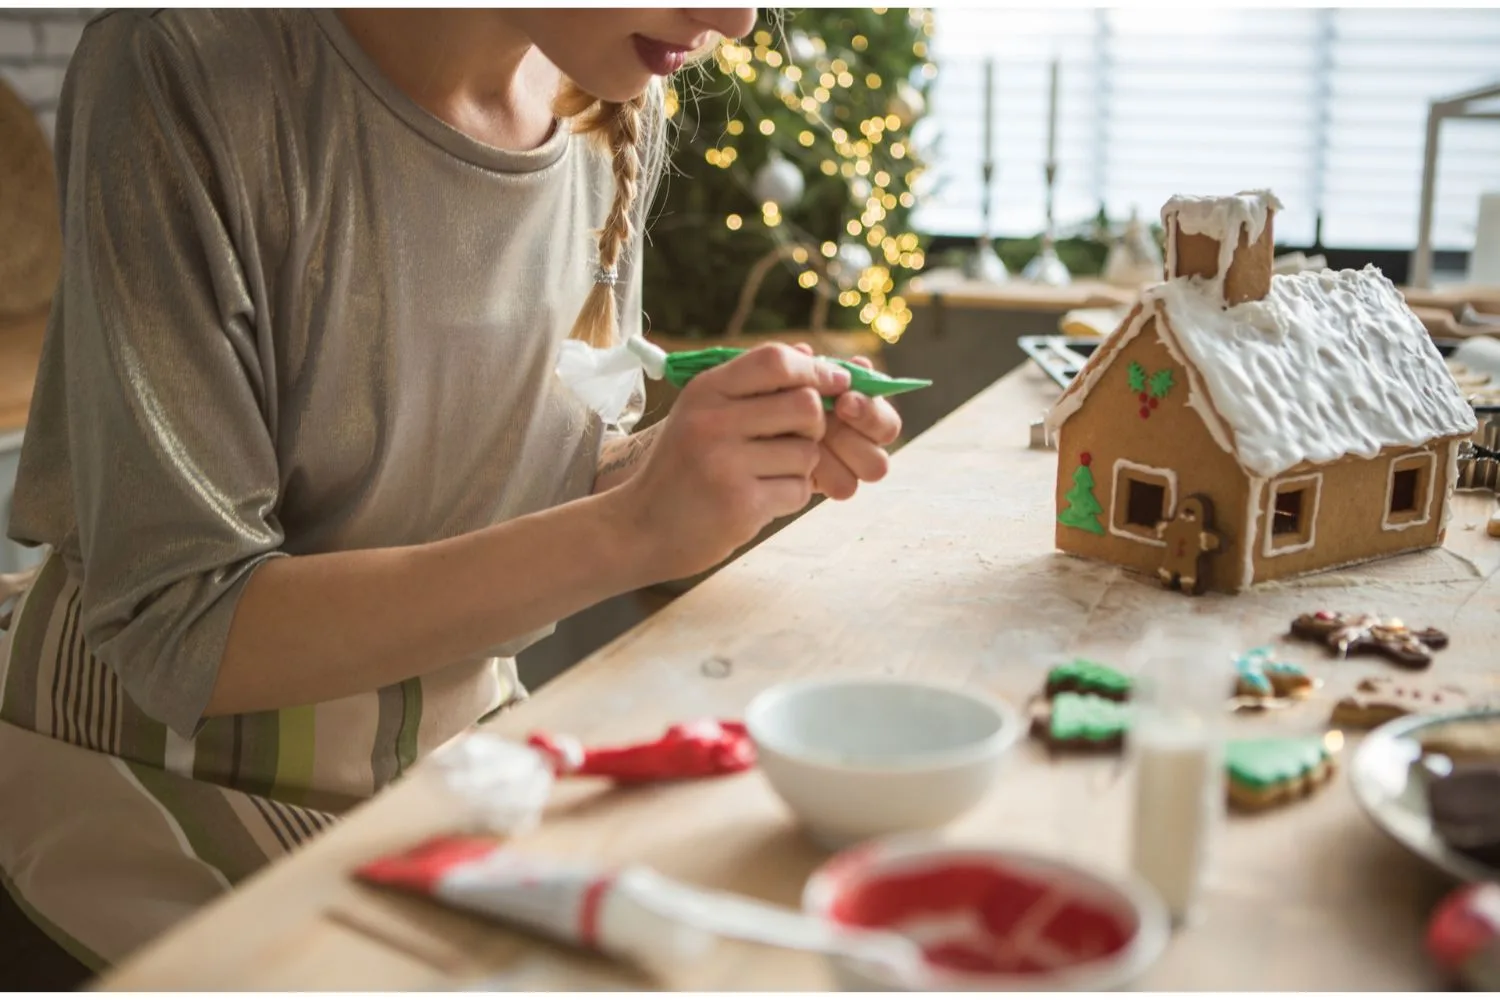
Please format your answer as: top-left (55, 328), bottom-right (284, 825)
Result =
top-left (98, 363), bottom-right (1500, 992)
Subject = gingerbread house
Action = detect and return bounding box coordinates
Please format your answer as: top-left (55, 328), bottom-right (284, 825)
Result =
top-left (1045, 191), bottom-right (1477, 594)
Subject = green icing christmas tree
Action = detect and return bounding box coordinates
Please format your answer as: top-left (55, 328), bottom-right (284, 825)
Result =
top-left (1059, 460), bottom-right (1105, 535)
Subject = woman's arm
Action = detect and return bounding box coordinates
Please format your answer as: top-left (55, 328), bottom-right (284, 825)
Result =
top-left (594, 422), bottom-right (662, 493)
top-left (208, 488), bottom-right (647, 716)
top-left (208, 344), bottom-right (849, 718)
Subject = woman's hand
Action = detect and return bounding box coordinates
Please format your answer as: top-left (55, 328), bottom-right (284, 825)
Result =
top-left (612, 343), bottom-right (850, 582)
top-left (795, 348), bottom-right (903, 501)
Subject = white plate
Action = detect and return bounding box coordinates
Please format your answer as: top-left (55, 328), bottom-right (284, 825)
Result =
top-left (1349, 709), bottom-right (1500, 884)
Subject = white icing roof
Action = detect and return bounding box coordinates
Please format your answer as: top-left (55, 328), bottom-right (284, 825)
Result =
top-left (1050, 265), bottom-right (1476, 479)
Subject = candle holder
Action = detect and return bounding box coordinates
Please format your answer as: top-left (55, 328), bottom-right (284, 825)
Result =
top-left (963, 153), bottom-right (1009, 284)
top-left (964, 57), bottom-right (1008, 285)
top-left (1023, 161), bottom-right (1072, 287)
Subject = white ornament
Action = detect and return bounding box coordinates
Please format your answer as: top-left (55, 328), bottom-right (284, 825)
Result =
top-left (888, 81), bottom-right (926, 126)
top-left (788, 30), bottom-right (817, 64)
top-left (751, 154), bottom-right (805, 209)
top-left (850, 177), bottom-right (872, 202)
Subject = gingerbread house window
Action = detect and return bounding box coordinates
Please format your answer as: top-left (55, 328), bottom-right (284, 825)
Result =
top-left (1384, 451), bottom-right (1436, 529)
top-left (1263, 473), bottom-right (1321, 557)
top-left (1110, 460), bottom-right (1175, 546)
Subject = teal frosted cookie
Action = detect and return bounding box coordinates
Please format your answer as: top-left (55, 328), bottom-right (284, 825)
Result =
top-left (1045, 659), bottom-right (1132, 702)
top-left (1030, 692), bottom-right (1132, 753)
top-left (1226, 736), bottom-right (1336, 811)
top-left (1233, 647), bottom-right (1314, 701)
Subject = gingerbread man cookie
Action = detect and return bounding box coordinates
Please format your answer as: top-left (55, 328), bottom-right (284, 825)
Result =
top-left (1155, 494), bottom-right (1222, 596)
top-left (1288, 611), bottom-right (1449, 669)
top-left (1330, 677), bottom-right (1476, 730)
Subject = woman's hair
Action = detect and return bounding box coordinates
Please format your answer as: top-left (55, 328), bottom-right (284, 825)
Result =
top-left (555, 81), bottom-right (669, 349)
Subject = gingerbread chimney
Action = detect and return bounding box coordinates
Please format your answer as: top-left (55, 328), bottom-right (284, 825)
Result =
top-left (1161, 190), bottom-right (1282, 306)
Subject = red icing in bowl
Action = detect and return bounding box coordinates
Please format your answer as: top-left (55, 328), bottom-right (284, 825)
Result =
top-left (825, 858), bottom-right (1136, 976)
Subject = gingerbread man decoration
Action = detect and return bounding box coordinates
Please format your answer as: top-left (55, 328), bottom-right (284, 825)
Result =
top-left (1155, 494), bottom-right (1222, 596)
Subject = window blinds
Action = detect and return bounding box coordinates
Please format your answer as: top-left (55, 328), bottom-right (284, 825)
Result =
top-left (920, 8), bottom-right (1500, 252)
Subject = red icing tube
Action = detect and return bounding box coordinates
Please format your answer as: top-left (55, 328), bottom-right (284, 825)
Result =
top-left (526, 719), bottom-right (755, 783)
top-left (356, 835), bottom-right (709, 965)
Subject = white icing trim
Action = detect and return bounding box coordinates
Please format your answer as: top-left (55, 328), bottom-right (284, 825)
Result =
top-left (1243, 477), bottom-right (1265, 589)
top-left (1441, 438), bottom-right (1460, 533)
top-left (1109, 458), bottom-right (1177, 547)
top-left (1382, 449), bottom-right (1437, 531)
top-left (1262, 472), bottom-right (1323, 558)
top-left (1044, 306), bottom-right (1150, 432)
top-left (1152, 307), bottom-right (1238, 459)
top-left (1160, 190), bottom-right (1282, 297)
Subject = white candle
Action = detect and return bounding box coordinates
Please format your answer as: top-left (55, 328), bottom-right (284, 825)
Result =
top-left (982, 57), bottom-right (995, 164)
top-left (1046, 56), bottom-right (1059, 165)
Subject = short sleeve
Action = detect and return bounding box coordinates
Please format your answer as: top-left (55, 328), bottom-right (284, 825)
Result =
top-left (15, 15), bottom-right (287, 737)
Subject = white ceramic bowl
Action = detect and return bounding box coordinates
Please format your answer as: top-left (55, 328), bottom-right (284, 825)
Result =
top-left (803, 837), bottom-right (1171, 991)
top-left (744, 678), bottom-right (1020, 848)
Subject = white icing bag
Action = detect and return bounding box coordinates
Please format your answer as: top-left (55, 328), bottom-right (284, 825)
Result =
top-left (555, 339), bottom-right (647, 430)
top-left (425, 732), bottom-right (554, 836)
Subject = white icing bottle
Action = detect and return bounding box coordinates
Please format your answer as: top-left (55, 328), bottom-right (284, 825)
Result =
top-left (1127, 623), bottom-right (1232, 927)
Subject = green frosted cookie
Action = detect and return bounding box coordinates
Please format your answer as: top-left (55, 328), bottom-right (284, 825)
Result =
top-left (1030, 692), bottom-right (1132, 753)
top-left (1225, 736), bottom-right (1336, 812)
top-left (1045, 659), bottom-right (1132, 702)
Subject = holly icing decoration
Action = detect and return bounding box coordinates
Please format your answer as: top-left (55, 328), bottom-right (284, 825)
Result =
top-left (1127, 361), bottom-right (1175, 420)
top-left (1058, 452), bottom-right (1105, 535)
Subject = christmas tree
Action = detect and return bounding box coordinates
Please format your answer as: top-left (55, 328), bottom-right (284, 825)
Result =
top-left (642, 9), bottom-right (934, 343)
top-left (1059, 461), bottom-right (1105, 535)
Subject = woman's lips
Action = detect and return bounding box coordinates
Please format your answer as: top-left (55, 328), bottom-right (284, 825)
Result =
top-left (633, 35), bottom-right (691, 76)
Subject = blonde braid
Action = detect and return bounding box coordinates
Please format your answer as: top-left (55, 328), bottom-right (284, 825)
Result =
top-left (556, 82), bottom-right (649, 348)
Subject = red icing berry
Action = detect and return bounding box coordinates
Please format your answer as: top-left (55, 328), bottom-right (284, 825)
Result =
top-left (1138, 392), bottom-right (1149, 404)
top-left (1315, 610), bottom-right (1335, 620)
top-left (1139, 407), bottom-right (1150, 419)
top-left (1080, 452), bottom-right (1092, 467)
top-left (1149, 397), bottom-right (1159, 409)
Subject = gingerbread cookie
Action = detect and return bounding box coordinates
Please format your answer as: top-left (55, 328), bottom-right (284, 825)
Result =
top-left (1045, 659), bottom-right (1132, 702)
top-left (1225, 736), bottom-right (1336, 812)
top-left (1233, 646), bottom-right (1314, 701)
top-left (1419, 718), bottom-right (1500, 765)
top-left (1330, 677), bottom-right (1476, 730)
top-left (1029, 692), bottom-right (1131, 753)
top-left (1288, 611), bottom-right (1449, 669)
top-left (1428, 763), bottom-right (1500, 867)
top-left (1154, 494), bottom-right (1222, 596)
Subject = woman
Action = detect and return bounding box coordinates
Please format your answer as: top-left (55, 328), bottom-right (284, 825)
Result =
top-left (0, 8), bottom-right (902, 987)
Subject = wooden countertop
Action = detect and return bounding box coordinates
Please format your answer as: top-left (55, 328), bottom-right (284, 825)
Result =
top-left (97, 363), bottom-right (1500, 991)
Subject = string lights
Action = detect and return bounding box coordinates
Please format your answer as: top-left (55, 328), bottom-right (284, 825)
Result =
top-left (666, 9), bottom-right (935, 344)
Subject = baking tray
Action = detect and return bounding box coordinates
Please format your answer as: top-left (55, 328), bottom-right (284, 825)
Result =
top-left (1019, 335), bottom-right (1500, 417)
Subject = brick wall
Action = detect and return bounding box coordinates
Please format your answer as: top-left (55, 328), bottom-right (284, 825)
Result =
top-left (0, 9), bottom-right (95, 143)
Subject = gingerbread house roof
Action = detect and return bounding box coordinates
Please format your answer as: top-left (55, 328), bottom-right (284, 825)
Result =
top-left (1047, 264), bottom-right (1476, 479)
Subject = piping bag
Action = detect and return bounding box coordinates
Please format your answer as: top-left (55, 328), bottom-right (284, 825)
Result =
top-left (526, 719), bottom-right (755, 784)
top-left (624, 335), bottom-right (932, 410)
top-left (356, 834), bottom-right (923, 985)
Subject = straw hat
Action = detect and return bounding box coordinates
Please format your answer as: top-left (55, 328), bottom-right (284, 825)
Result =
top-left (0, 77), bottom-right (61, 320)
